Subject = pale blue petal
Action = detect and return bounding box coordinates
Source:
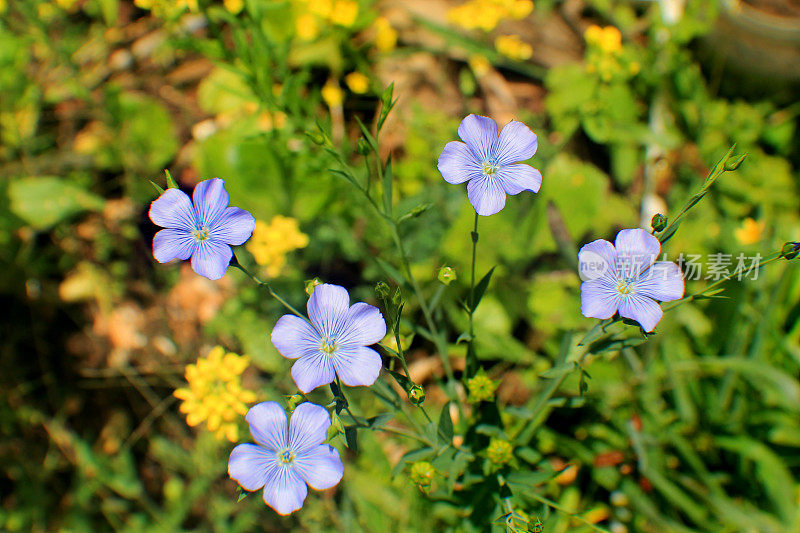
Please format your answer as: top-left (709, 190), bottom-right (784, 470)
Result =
top-left (619, 293), bottom-right (663, 332)
top-left (580, 276), bottom-right (620, 319)
top-left (635, 262), bottom-right (685, 302)
top-left (332, 346), bottom-right (382, 388)
top-left (614, 228), bottom-right (660, 280)
top-left (246, 401), bottom-right (288, 451)
top-left (578, 239), bottom-right (618, 282)
top-left (289, 402), bottom-right (330, 453)
top-left (294, 445), bottom-right (344, 490)
top-left (291, 352), bottom-right (336, 393)
top-left (152, 229), bottom-right (196, 263)
top-left (210, 206), bottom-right (255, 246)
top-left (437, 141), bottom-right (482, 184)
top-left (190, 239), bottom-right (232, 280)
top-left (339, 303), bottom-right (386, 347)
top-left (307, 284), bottom-right (350, 339)
top-left (496, 164), bottom-right (542, 195)
top-left (458, 114), bottom-right (498, 162)
top-left (271, 314), bottom-right (320, 360)
top-left (262, 465), bottom-right (307, 515)
top-left (228, 443), bottom-right (273, 491)
top-left (149, 188), bottom-right (196, 231)
top-left (193, 178), bottom-right (229, 229)
top-left (467, 175), bottom-right (506, 216)
top-left (492, 120), bottom-right (538, 166)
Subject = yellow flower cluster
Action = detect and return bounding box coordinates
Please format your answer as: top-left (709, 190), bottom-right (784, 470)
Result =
top-left (448, 0), bottom-right (533, 32)
top-left (583, 25), bottom-right (640, 82)
top-left (294, 0), bottom-right (359, 41)
top-left (584, 25), bottom-right (622, 54)
top-left (321, 79), bottom-right (345, 108)
top-left (373, 16), bottom-right (398, 52)
top-left (246, 215), bottom-right (309, 277)
top-left (495, 34), bottom-right (533, 60)
top-left (174, 346), bottom-right (257, 442)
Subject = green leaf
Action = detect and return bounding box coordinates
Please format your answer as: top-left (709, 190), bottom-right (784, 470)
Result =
top-left (438, 402), bottom-right (454, 443)
top-left (164, 169), bottom-right (178, 189)
top-left (344, 427), bottom-right (358, 452)
top-left (149, 180), bottom-right (165, 195)
top-left (9, 177), bottom-right (105, 230)
top-left (382, 156), bottom-right (393, 216)
top-left (470, 266), bottom-right (496, 312)
top-left (354, 116), bottom-right (378, 154)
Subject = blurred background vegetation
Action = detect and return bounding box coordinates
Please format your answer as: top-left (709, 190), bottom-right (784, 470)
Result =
top-left (1, 0), bottom-right (800, 531)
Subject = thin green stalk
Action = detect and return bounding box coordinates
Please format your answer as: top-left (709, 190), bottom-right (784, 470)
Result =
top-left (230, 259), bottom-right (307, 320)
top-left (468, 212), bottom-right (479, 342)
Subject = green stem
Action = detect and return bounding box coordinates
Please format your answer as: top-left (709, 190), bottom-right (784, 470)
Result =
top-left (468, 212), bottom-right (479, 341)
top-left (230, 257), bottom-right (308, 320)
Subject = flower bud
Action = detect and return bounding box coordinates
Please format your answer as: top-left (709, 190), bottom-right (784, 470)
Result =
top-left (487, 438), bottom-right (514, 467)
top-left (356, 137), bottom-right (371, 156)
top-left (330, 410), bottom-right (346, 435)
top-left (286, 394), bottom-right (305, 411)
top-left (375, 281), bottom-right (391, 299)
top-left (467, 369), bottom-right (497, 403)
top-left (306, 130), bottom-right (327, 146)
top-left (409, 461), bottom-right (435, 493)
top-left (408, 384), bottom-right (425, 405)
top-left (391, 287), bottom-right (403, 308)
top-left (723, 153), bottom-right (747, 171)
top-left (781, 242), bottom-right (800, 260)
top-left (437, 266), bottom-right (457, 285)
top-left (650, 213), bottom-right (668, 232)
top-left (305, 277), bottom-right (322, 295)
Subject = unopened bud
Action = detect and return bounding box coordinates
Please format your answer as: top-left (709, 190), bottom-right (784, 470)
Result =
top-left (356, 137), bottom-right (371, 156)
top-left (375, 281), bottom-right (391, 299)
top-left (724, 153), bottom-right (746, 171)
top-left (391, 287), bottom-right (403, 307)
top-left (306, 130), bottom-right (326, 146)
top-left (305, 278), bottom-right (322, 295)
top-left (437, 266), bottom-right (457, 285)
top-left (650, 213), bottom-right (668, 232)
top-left (409, 461), bottom-right (435, 493)
top-left (486, 438), bottom-right (514, 467)
top-left (330, 411), bottom-right (346, 434)
top-left (408, 384), bottom-right (425, 405)
top-left (467, 370), bottom-right (497, 403)
top-left (781, 242), bottom-right (800, 260)
top-left (286, 394), bottom-right (304, 410)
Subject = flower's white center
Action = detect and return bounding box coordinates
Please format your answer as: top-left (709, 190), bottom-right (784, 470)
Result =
top-left (277, 448), bottom-right (295, 465)
top-left (482, 161), bottom-right (499, 176)
top-left (616, 281), bottom-right (634, 295)
top-left (192, 227), bottom-right (210, 242)
top-left (320, 337), bottom-right (337, 355)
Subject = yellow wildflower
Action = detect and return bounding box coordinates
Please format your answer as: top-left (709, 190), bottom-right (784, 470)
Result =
top-left (585, 25), bottom-right (622, 54)
top-left (321, 79), bottom-right (344, 108)
top-left (508, 0), bottom-right (533, 19)
top-left (345, 72), bottom-right (370, 94)
top-left (246, 215), bottom-right (309, 277)
top-left (224, 0), bottom-right (244, 15)
top-left (174, 346), bottom-right (257, 442)
top-left (734, 217), bottom-right (765, 245)
top-left (0, 0), bottom-right (6, 14)
top-left (373, 16), bottom-right (398, 52)
top-left (295, 12), bottom-right (321, 41)
top-left (468, 55), bottom-right (491, 77)
top-left (330, 0), bottom-right (358, 27)
top-left (307, 0), bottom-right (333, 18)
top-left (495, 34), bottom-right (533, 60)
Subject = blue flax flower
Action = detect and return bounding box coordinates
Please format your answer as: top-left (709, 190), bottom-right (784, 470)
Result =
top-left (149, 178), bottom-right (255, 280)
top-left (228, 401), bottom-right (343, 515)
top-left (578, 228), bottom-right (684, 332)
top-left (437, 114), bottom-right (542, 216)
top-left (271, 284), bottom-right (386, 393)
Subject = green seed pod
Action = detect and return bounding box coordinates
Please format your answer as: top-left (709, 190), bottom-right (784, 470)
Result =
top-left (650, 213), bottom-right (668, 232)
top-left (781, 242), bottom-right (799, 260)
top-left (408, 384), bottom-right (425, 405)
top-left (437, 266), bottom-right (457, 285)
top-left (409, 461), bottom-right (435, 493)
top-left (356, 137), bottom-right (371, 156)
